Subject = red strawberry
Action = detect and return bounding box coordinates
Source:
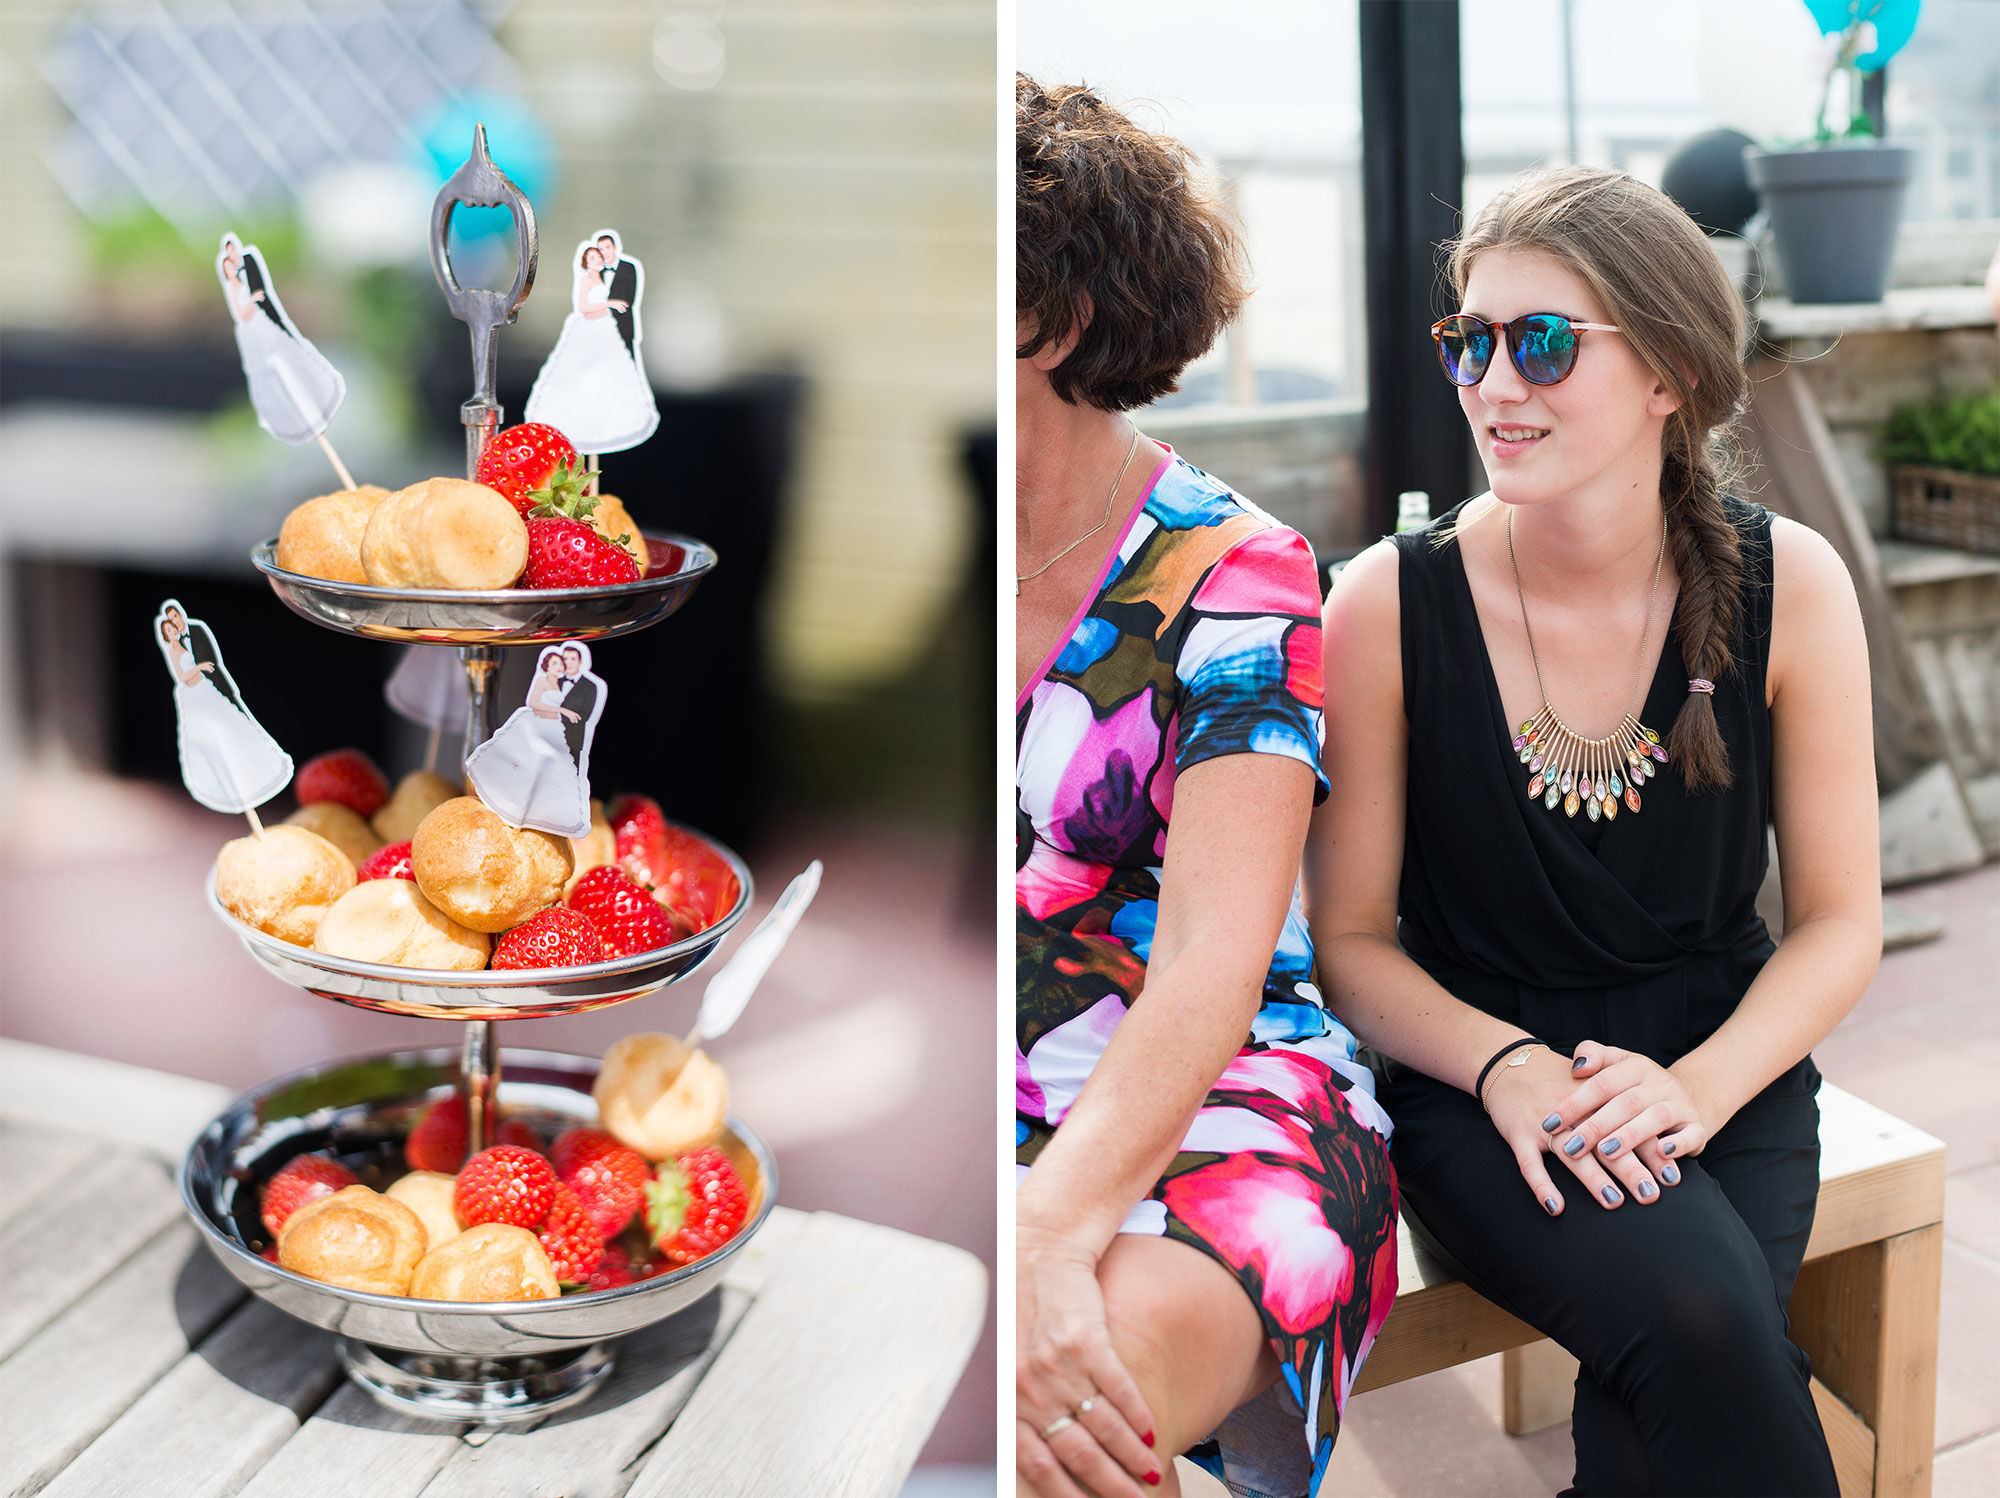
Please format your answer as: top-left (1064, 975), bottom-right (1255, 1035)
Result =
top-left (296, 749), bottom-right (389, 818)
top-left (551, 1126), bottom-right (649, 1239)
top-left (523, 516), bottom-right (640, 590)
top-left (608, 795), bottom-right (737, 930)
top-left (569, 865), bottom-right (685, 956)
top-left (491, 906), bottom-right (607, 970)
top-left (585, 1244), bottom-right (639, 1291)
top-left (454, 1144), bottom-right (559, 1230)
top-left (356, 841), bottom-right (414, 882)
top-left (261, 1243), bottom-right (282, 1263)
top-left (475, 422), bottom-right (578, 512)
top-left (644, 1146), bottom-right (750, 1267)
top-left (405, 1094), bottom-right (468, 1173)
top-left (537, 1182), bottom-right (605, 1284)
top-left (260, 1153), bottom-right (358, 1238)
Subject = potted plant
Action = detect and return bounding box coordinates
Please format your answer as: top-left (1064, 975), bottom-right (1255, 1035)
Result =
top-left (1744, 0), bottom-right (1921, 304)
top-left (1879, 385), bottom-right (2000, 553)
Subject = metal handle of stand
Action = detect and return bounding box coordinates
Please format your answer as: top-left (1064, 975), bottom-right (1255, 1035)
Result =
top-left (427, 123), bottom-right (538, 1153)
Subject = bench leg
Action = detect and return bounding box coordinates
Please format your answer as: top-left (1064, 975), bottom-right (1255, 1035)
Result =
top-left (1789, 1223), bottom-right (1944, 1498)
top-left (1501, 1340), bottom-right (1577, 1436)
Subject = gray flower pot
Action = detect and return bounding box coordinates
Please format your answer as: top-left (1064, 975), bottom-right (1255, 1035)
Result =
top-left (1744, 142), bottom-right (1917, 304)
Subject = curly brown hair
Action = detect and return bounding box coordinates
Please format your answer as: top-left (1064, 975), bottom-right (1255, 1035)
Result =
top-left (1016, 76), bottom-right (1247, 412)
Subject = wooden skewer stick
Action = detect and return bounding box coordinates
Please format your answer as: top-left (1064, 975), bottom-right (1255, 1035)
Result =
top-left (315, 432), bottom-right (358, 491)
top-left (424, 722), bottom-right (443, 776)
top-left (585, 453), bottom-right (600, 497)
top-left (244, 806), bottom-right (265, 838)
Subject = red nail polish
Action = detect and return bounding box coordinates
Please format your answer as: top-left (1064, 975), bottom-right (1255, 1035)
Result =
top-left (1145, 1472), bottom-right (1161, 1487)
top-left (1143, 1430), bottom-right (1156, 1447)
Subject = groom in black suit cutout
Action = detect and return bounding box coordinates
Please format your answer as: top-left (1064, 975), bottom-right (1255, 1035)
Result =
top-left (558, 645), bottom-right (600, 768)
top-left (596, 232), bottom-right (640, 363)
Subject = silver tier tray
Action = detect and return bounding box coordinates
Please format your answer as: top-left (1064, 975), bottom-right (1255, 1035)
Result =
top-left (252, 530), bottom-right (718, 644)
top-left (180, 1046), bottom-right (776, 1361)
top-left (205, 847), bottom-right (752, 1021)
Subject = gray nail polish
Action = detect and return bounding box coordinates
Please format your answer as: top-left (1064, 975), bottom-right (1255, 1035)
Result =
top-left (1572, 1055), bottom-right (1588, 1070)
top-left (1602, 1184), bottom-right (1621, 1204)
top-left (1661, 1140), bottom-right (1675, 1156)
top-left (1662, 1163), bottom-right (1680, 1185)
top-left (1563, 1134), bottom-right (1586, 1156)
top-left (1637, 1179), bottom-right (1656, 1199)
top-left (1541, 1113), bottom-right (1562, 1132)
top-left (1544, 1196), bottom-right (1559, 1215)
top-left (1599, 1136), bottom-right (1620, 1156)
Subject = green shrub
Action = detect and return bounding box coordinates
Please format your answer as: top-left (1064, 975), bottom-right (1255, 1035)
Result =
top-left (1877, 386), bottom-right (2000, 478)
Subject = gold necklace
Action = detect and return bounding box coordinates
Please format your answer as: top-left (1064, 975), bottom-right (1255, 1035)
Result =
top-left (1016, 422), bottom-right (1142, 596)
top-left (1507, 508), bottom-right (1670, 822)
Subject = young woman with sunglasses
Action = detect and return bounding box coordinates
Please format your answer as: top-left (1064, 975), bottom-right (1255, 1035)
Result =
top-left (1305, 165), bottom-right (1879, 1494)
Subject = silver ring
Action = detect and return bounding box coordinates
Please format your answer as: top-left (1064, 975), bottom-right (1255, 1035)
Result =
top-left (1040, 1413), bottom-right (1077, 1441)
top-left (1076, 1396), bottom-right (1097, 1416)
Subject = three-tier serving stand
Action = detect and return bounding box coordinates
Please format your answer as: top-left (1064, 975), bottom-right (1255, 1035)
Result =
top-left (178, 128), bottom-right (771, 1424)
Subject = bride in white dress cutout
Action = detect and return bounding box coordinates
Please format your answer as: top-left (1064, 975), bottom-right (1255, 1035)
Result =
top-left (215, 233), bottom-right (346, 446)
top-left (523, 230), bottom-right (660, 454)
top-left (156, 600), bottom-right (294, 814)
top-left (464, 643), bottom-right (607, 839)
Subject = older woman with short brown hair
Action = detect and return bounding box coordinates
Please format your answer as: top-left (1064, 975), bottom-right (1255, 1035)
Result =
top-left (1015, 77), bottom-right (1398, 1498)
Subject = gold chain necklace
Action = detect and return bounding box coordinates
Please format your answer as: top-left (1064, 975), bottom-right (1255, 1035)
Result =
top-left (1016, 422), bottom-right (1141, 596)
top-left (1507, 508), bottom-right (1671, 822)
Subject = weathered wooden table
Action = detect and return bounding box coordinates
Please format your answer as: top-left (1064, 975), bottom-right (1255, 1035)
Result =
top-left (0, 1041), bottom-right (988, 1498)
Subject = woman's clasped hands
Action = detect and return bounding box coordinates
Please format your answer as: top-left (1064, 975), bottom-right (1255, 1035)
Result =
top-left (1016, 1237), bottom-right (1161, 1496)
top-left (1482, 1041), bottom-right (1716, 1216)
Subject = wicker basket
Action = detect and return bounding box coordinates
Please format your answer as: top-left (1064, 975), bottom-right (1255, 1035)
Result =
top-left (1890, 465), bottom-right (2000, 555)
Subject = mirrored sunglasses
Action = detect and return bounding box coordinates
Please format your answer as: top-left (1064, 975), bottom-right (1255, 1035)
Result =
top-left (1430, 312), bottom-right (1621, 388)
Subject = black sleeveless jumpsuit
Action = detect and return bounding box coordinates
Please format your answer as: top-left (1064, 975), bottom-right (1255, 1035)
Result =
top-left (1376, 498), bottom-right (1839, 1496)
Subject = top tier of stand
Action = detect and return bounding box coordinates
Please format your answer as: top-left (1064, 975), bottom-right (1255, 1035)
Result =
top-left (253, 530), bottom-right (717, 645)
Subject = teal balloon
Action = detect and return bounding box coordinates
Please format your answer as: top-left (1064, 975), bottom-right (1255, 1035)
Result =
top-left (412, 92), bottom-right (555, 243)
top-left (1801, 0), bottom-right (1921, 70)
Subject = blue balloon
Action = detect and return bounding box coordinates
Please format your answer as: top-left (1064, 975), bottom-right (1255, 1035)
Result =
top-left (1800, 0), bottom-right (1921, 71)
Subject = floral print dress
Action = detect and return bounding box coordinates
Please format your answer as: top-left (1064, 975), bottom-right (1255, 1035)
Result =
top-left (1016, 453), bottom-right (1399, 1497)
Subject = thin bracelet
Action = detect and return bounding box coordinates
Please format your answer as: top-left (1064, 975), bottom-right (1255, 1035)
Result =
top-left (1473, 1037), bottom-right (1545, 1105)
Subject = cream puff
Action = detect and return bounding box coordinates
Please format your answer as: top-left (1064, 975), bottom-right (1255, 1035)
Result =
top-left (312, 877), bottom-right (490, 970)
top-left (275, 485), bottom-right (391, 584)
top-left (411, 797), bottom-right (573, 933)
top-left (362, 478), bottom-right (529, 590)
top-left (408, 1222), bottom-right (559, 1302)
top-left (284, 800), bottom-right (381, 868)
top-left (215, 824), bottom-right (356, 946)
top-left (372, 768), bottom-right (462, 844)
top-left (385, 1171), bottom-right (462, 1251)
top-left (277, 1184), bottom-right (427, 1295)
top-left (593, 1032), bottom-right (729, 1161)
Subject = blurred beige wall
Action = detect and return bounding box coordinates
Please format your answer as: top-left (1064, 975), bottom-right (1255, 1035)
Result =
top-left (0, 0), bottom-right (997, 706)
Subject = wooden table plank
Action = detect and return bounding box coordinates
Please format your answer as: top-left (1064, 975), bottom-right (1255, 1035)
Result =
top-left (0, 1040), bottom-right (231, 1160)
top-left (234, 1380), bottom-right (463, 1498)
top-left (0, 1219), bottom-right (246, 1498)
top-left (0, 1146), bottom-right (188, 1360)
top-left (0, 1121), bottom-right (110, 1231)
top-left (39, 1296), bottom-right (342, 1498)
top-left (628, 1212), bottom-right (987, 1498)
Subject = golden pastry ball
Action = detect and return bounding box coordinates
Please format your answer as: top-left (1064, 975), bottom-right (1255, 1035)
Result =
top-left (312, 877), bottom-right (490, 970)
top-left (215, 824), bottom-right (356, 946)
top-left (362, 478), bottom-right (528, 590)
top-left (594, 1032), bottom-right (729, 1161)
top-left (284, 800), bottom-right (381, 867)
top-left (385, 1171), bottom-right (462, 1251)
top-left (277, 1184), bottom-right (427, 1295)
top-left (408, 1222), bottom-right (559, 1302)
top-left (274, 485), bottom-right (390, 583)
top-left (372, 769), bottom-right (462, 844)
top-left (566, 800), bottom-right (616, 895)
top-left (411, 796), bottom-right (574, 933)
top-left (591, 495), bottom-right (649, 570)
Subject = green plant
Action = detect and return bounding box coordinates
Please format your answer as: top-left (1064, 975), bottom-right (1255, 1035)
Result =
top-left (1877, 386), bottom-right (2000, 477)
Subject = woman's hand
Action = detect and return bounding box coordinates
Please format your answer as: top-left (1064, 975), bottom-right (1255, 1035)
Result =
top-left (1540, 1041), bottom-right (1717, 1199)
top-left (1016, 1238), bottom-right (1158, 1497)
top-left (1482, 1046), bottom-right (1661, 1213)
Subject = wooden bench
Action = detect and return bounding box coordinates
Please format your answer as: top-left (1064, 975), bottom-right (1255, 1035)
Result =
top-left (1354, 1082), bottom-right (1946, 1497)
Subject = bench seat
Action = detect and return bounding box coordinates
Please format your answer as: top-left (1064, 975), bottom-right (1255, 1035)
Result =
top-left (1355, 1083), bottom-right (1946, 1497)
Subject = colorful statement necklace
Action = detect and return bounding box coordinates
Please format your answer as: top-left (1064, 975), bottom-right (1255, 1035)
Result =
top-left (1507, 508), bottom-right (1671, 822)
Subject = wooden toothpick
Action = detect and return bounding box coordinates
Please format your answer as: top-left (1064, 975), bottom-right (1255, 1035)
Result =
top-left (315, 432), bottom-right (358, 491)
top-left (585, 453), bottom-right (600, 497)
top-left (424, 723), bottom-right (442, 776)
top-left (244, 806), bottom-right (265, 838)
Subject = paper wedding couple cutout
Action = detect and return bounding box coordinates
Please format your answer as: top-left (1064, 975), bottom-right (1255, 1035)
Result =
top-left (215, 233), bottom-right (346, 449)
top-left (523, 228), bottom-right (660, 455)
top-left (464, 641), bottom-right (609, 839)
top-left (156, 600), bottom-right (293, 815)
